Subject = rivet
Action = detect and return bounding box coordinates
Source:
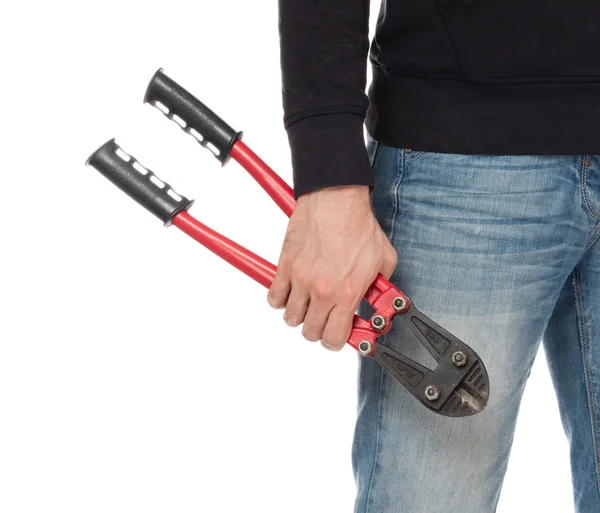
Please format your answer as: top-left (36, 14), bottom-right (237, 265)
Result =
top-left (371, 315), bottom-right (387, 331)
top-left (358, 340), bottom-right (373, 356)
top-left (425, 385), bottom-right (440, 401)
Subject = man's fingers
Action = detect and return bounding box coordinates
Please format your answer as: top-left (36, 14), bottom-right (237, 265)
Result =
top-left (267, 269), bottom-right (291, 309)
top-left (302, 298), bottom-right (334, 342)
top-left (283, 284), bottom-right (310, 327)
top-left (320, 305), bottom-right (355, 351)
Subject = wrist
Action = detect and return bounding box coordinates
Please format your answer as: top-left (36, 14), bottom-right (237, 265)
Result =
top-left (298, 184), bottom-right (370, 206)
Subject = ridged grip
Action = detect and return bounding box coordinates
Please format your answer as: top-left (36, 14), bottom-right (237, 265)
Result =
top-left (144, 68), bottom-right (243, 165)
top-left (86, 139), bottom-right (194, 226)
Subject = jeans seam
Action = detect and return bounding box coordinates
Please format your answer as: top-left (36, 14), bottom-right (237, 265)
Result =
top-left (572, 267), bottom-right (600, 494)
top-left (584, 222), bottom-right (600, 252)
top-left (389, 150), bottom-right (407, 247)
top-left (580, 157), bottom-right (600, 221)
top-left (404, 150), bottom-right (426, 162)
top-left (363, 365), bottom-right (385, 513)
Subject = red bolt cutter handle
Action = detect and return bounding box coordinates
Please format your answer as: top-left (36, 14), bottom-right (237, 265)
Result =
top-left (87, 136), bottom-right (487, 417)
top-left (173, 139), bottom-right (410, 354)
top-left (86, 139), bottom-right (405, 357)
top-left (85, 69), bottom-right (489, 417)
top-left (143, 68), bottom-right (410, 354)
top-left (172, 211), bottom-right (277, 288)
top-left (142, 69), bottom-right (489, 416)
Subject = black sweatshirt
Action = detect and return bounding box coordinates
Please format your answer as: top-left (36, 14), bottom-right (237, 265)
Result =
top-left (279, 0), bottom-right (600, 198)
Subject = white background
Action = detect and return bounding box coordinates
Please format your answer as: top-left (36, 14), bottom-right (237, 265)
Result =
top-left (0, 1), bottom-right (572, 511)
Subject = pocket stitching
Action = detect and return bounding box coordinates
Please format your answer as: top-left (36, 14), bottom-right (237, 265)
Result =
top-left (404, 150), bottom-right (426, 162)
top-left (389, 148), bottom-right (407, 247)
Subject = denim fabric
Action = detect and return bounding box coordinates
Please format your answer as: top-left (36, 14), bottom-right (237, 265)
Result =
top-left (353, 140), bottom-right (600, 513)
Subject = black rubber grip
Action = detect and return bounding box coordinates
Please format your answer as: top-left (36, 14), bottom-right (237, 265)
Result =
top-left (86, 139), bottom-right (194, 226)
top-left (144, 68), bottom-right (243, 165)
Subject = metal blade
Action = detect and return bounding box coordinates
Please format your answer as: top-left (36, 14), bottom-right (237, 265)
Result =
top-left (371, 303), bottom-right (490, 417)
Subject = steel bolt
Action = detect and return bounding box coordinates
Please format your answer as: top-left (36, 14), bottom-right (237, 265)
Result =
top-left (393, 296), bottom-right (408, 312)
top-left (452, 351), bottom-right (467, 367)
top-left (371, 315), bottom-right (387, 331)
top-left (358, 340), bottom-right (374, 357)
top-left (425, 385), bottom-right (440, 401)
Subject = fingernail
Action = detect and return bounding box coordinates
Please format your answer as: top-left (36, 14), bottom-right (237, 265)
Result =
top-left (285, 317), bottom-right (297, 327)
top-left (267, 295), bottom-right (279, 308)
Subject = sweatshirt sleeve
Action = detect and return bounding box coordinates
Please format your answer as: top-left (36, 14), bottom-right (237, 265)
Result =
top-left (278, 0), bottom-right (374, 198)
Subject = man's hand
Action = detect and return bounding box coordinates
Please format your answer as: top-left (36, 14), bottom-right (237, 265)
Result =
top-left (267, 185), bottom-right (398, 351)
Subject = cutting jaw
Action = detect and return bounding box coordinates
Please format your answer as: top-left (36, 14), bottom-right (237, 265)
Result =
top-left (371, 304), bottom-right (489, 417)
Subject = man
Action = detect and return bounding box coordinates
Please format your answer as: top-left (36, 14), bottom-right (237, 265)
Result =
top-left (270, 1), bottom-right (600, 511)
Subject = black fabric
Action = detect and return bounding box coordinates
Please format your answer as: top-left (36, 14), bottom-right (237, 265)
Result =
top-left (287, 113), bottom-right (374, 198)
top-left (278, 0), bottom-right (600, 197)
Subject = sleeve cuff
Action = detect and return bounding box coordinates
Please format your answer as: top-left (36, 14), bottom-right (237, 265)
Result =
top-left (285, 112), bottom-right (375, 199)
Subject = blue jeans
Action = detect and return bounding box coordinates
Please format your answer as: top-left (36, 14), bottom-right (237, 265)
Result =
top-left (353, 139), bottom-right (600, 513)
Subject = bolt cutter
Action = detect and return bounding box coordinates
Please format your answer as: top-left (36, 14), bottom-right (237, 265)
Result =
top-left (86, 69), bottom-right (490, 417)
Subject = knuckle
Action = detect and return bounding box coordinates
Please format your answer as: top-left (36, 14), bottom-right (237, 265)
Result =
top-left (294, 276), bottom-right (310, 292)
top-left (313, 279), bottom-right (334, 301)
top-left (291, 265), bottom-right (310, 289)
top-left (339, 284), bottom-right (358, 306)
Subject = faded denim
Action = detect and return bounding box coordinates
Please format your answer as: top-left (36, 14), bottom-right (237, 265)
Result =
top-left (353, 140), bottom-right (600, 513)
